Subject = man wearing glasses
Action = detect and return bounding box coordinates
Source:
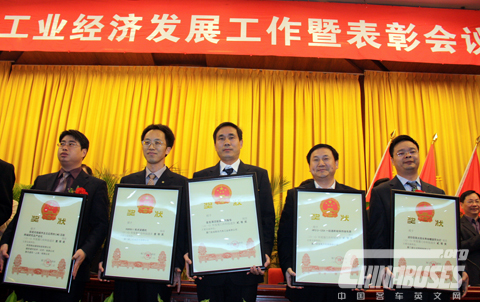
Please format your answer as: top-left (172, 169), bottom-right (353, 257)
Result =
top-left (98, 124), bottom-right (188, 302)
top-left (368, 135), bottom-right (467, 300)
top-left (0, 130), bottom-right (109, 302)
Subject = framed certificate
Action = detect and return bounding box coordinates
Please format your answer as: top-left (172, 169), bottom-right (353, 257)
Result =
top-left (391, 190), bottom-right (460, 291)
top-left (292, 189), bottom-right (366, 287)
top-left (102, 184), bottom-right (182, 283)
top-left (3, 190), bottom-right (87, 292)
top-left (188, 173), bottom-right (265, 275)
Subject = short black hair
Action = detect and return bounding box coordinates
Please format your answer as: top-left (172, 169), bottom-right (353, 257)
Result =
top-left (389, 135), bottom-right (420, 158)
top-left (460, 190), bottom-right (480, 203)
top-left (81, 164), bottom-right (93, 176)
top-left (141, 124), bottom-right (175, 148)
top-left (213, 122), bottom-right (243, 143)
top-left (59, 130), bottom-right (89, 151)
top-left (306, 144), bottom-right (339, 165)
top-left (373, 177), bottom-right (390, 188)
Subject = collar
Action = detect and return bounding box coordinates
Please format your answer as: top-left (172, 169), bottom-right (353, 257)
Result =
top-left (59, 167), bottom-right (83, 179)
top-left (314, 179), bottom-right (336, 189)
top-left (220, 159), bottom-right (240, 175)
top-left (146, 166), bottom-right (167, 180)
top-left (396, 175), bottom-right (421, 191)
top-left (464, 213), bottom-right (479, 223)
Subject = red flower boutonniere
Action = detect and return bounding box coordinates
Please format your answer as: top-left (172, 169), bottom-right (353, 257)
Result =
top-left (68, 186), bottom-right (88, 195)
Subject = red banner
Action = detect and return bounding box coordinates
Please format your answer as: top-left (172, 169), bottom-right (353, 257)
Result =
top-left (1, 0), bottom-right (480, 65)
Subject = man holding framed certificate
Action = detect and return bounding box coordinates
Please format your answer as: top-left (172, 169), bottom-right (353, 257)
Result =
top-left (368, 134), bottom-right (468, 301)
top-left (277, 143), bottom-right (360, 302)
top-left (186, 122), bottom-right (275, 302)
top-left (98, 124), bottom-right (188, 302)
top-left (0, 130), bottom-right (109, 302)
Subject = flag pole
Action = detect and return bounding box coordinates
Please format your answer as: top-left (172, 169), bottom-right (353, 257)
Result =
top-left (455, 136), bottom-right (480, 196)
top-left (366, 130), bottom-right (396, 196)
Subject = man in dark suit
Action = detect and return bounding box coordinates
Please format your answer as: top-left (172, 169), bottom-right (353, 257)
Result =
top-left (187, 122), bottom-right (275, 302)
top-left (0, 130), bottom-right (109, 302)
top-left (368, 135), bottom-right (467, 301)
top-left (98, 124), bottom-right (188, 302)
top-left (460, 190), bottom-right (480, 285)
top-left (0, 159), bottom-right (15, 227)
top-left (277, 143), bottom-right (359, 301)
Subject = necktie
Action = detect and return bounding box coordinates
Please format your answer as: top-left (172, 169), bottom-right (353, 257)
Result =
top-left (407, 181), bottom-right (418, 192)
top-left (223, 167), bottom-right (234, 175)
top-left (473, 219), bottom-right (480, 233)
top-left (55, 172), bottom-right (70, 192)
top-left (147, 173), bottom-right (156, 185)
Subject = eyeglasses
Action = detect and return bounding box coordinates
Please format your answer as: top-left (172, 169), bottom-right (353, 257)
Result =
top-left (142, 140), bottom-right (165, 148)
top-left (396, 149), bottom-right (418, 157)
top-left (57, 141), bottom-right (79, 148)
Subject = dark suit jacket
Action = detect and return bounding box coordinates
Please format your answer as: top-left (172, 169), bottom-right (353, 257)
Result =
top-left (192, 161), bottom-right (275, 286)
top-left (1, 169), bottom-right (109, 282)
top-left (367, 176), bottom-right (445, 266)
top-left (460, 215), bottom-right (480, 285)
top-left (277, 180), bottom-right (358, 300)
top-left (119, 167), bottom-right (188, 270)
top-left (0, 159), bottom-right (15, 226)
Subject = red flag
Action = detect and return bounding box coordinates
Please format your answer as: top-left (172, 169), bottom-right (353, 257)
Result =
top-left (456, 145), bottom-right (480, 197)
top-left (366, 142), bottom-right (393, 203)
top-left (420, 144), bottom-right (437, 186)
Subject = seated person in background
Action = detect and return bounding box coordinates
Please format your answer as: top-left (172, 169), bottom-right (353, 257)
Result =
top-left (460, 190), bottom-right (480, 286)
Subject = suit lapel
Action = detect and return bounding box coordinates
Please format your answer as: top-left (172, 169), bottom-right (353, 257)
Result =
top-left (157, 168), bottom-right (174, 186)
top-left (304, 181), bottom-right (316, 189)
top-left (70, 170), bottom-right (90, 190)
top-left (390, 176), bottom-right (405, 191)
top-left (46, 173), bottom-right (60, 191)
top-left (237, 161), bottom-right (248, 174)
top-left (210, 162), bottom-right (222, 176)
top-left (136, 169), bottom-right (147, 184)
top-left (462, 215), bottom-right (479, 236)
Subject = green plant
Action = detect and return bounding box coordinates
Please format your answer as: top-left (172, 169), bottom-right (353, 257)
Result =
top-left (269, 175), bottom-right (291, 271)
top-left (94, 168), bottom-right (124, 202)
top-left (104, 293), bottom-right (113, 302)
top-left (13, 183), bottom-right (33, 201)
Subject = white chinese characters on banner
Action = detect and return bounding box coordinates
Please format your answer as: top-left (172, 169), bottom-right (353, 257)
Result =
top-left (147, 14), bottom-right (181, 43)
top-left (0, 16), bottom-right (30, 38)
top-left (347, 20), bottom-right (381, 49)
top-left (71, 14), bottom-right (104, 41)
top-left (461, 27), bottom-right (480, 55)
top-left (33, 14), bottom-right (67, 40)
top-left (108, 13), bottom-right (143, 42)
top-left (308, 19), bottom-right (341, 47)
top-left (386, 22), bottom-right (420, 52)
top-left (424, 25), bottom-right (456, 53)
top-left (0, 10), bottom-right (478, 61)
top-left (185, 15), bottom-right (220, 44)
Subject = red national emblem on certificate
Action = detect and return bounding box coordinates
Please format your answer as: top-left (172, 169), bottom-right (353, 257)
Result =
top-left (415, 202), bottom-right (435, 222)
top-left (137, 193), bottom-right (156, 214)
top-left (212, 184), bottom-right (232, 204)
top-left (41, 200), bottom-right (60, 220)
top-left (320, 198), bottom-right (340, 218)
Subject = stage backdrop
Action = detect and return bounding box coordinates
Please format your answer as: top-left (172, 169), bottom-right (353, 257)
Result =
top-left (0, 0), bottom-right (480, 66)
top-left (0, 62), bottom-right (365, 196)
